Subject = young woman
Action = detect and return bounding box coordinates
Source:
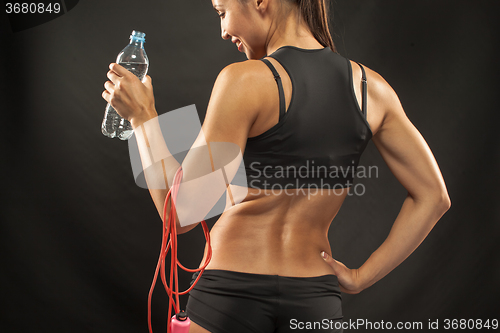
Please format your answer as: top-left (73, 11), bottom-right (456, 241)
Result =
top-left (102, 0), bottom-right (451, 332)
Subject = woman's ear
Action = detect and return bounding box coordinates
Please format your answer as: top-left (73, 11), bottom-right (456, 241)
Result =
top-left (255, 0), bottom-right (269, 13)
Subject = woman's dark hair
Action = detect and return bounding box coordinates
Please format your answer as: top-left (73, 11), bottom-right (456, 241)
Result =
top-left (237, 0), bottom-right (336, 52)
top-left (294, 0), bottom-right (336, 52)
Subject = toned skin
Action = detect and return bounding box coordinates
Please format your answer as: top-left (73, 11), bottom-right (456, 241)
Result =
top-left (102, 0), bottom-right (451, 332)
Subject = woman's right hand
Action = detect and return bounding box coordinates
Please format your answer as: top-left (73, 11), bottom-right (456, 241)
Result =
top-left (321, 251), bottom-right (365, 294)
top-left (102, 63), bottom-right (157, 128)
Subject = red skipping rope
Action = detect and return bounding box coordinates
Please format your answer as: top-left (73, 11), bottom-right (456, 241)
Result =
top-left (147, 166), bottom-right (212, 333)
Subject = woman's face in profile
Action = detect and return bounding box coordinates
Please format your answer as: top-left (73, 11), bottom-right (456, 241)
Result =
top-left (212, 0), bottom-right (269, 59)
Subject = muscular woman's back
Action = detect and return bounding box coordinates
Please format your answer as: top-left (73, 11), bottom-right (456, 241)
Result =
top-left (205, 186), bottom-right (348, 277)
top-left (201, 46), bottom-right (377, 277)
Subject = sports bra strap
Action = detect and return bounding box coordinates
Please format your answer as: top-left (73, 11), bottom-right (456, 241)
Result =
top-left (261, 58), bottom-right (286, 121)
top-left (356, 62), bottom-right (367, 119)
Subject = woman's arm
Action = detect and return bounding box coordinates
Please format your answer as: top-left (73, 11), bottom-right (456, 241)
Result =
top-left (322, 66), bottom-right (451, 294)
top-left (103, 61), bottom-right (263, 233)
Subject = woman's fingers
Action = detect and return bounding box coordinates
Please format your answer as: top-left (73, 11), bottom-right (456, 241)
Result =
top-left (102, 80), bottom-right (115, 104)
top-left (143, 75), bottom-right (152, 88)
top-left (102, 81), bottom-right (114, 103)
top-left (321, 251), bottom-right (338, 272)
top-left (107, 69), bottom-right (120, 83)
top-left (321, 251), bottom-right (362, 294)
top-left (109, 63), bottom-right (127, 76)
top-left (104, 80), bottom-right (114, 92)
top-left (102, 89), bottom-right (110, 103)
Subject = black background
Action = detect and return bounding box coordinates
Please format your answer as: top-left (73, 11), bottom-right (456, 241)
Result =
top-left (1, 0), bottom-right (499, 332)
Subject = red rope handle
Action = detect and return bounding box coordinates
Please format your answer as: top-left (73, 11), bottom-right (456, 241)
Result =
top-left (148, 166), bottom-right (212, 333)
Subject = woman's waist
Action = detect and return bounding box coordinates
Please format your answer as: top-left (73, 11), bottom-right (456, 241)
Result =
top-left (202, 229), bottom-right (335, 277)
top-left (200, 194), bottom-right (339, 276)
top-left (203, 255), bottom-right (336, 277)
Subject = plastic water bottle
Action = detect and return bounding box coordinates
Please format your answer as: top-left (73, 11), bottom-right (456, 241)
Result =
top-left (101, 30), bottom-right (149, 140)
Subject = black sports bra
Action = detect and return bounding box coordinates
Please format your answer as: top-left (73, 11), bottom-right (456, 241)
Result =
top-left (234, 45), bottom-right (372, 190)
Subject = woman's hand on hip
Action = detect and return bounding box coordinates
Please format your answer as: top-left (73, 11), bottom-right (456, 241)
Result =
top-left (102, 63), bottom-right (157, 128)
top-left (321, 251), bottom-right (364, 294)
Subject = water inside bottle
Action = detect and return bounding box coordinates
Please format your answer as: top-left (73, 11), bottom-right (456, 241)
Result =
top-left (101, 103), bottom-right (120, 138)
top-left (120, 62), bottom-right (148, 81)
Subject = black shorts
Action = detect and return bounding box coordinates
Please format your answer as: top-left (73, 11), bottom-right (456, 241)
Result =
top-left (186, 269), bottom-right (343, 333)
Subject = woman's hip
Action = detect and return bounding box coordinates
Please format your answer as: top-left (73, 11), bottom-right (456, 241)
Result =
top-left (186, 269), bottom-right (343, 333)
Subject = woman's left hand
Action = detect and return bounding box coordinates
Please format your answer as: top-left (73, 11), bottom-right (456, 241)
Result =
top-left (321, 251), bottom-right (365, 294)
top-left (102, 63), bottom-right (157, 128)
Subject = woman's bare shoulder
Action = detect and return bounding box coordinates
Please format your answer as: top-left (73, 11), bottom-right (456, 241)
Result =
top-left (215, 59), bottom-right (276, 88)
top-left (211, 59), bottom-right (281, 115)
top-left (349, 60), bottom-right (407, 136)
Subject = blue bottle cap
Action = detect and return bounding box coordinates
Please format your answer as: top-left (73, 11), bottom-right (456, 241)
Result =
top-left (130, 30), bottom-right (146, 41)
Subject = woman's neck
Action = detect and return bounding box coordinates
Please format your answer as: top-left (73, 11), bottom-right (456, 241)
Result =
top-left (265, 7), bottom-right (324, 55)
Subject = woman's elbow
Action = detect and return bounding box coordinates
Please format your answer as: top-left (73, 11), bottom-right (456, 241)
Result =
top-left (431, 188), bottom-right (451, 215)
top-left (411, 186), bottom-right (451, 215)
top-left (436, 191), bottom-right (451, 214)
